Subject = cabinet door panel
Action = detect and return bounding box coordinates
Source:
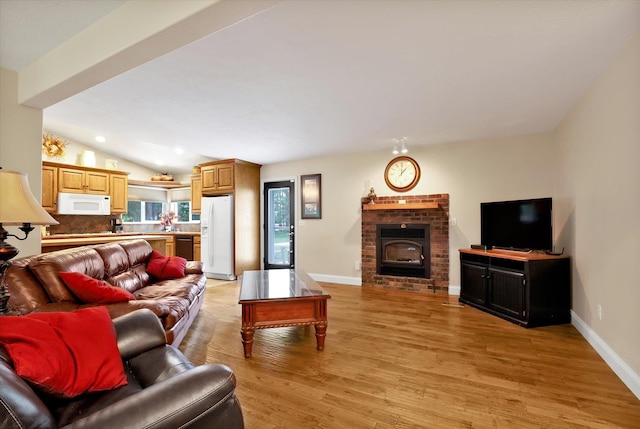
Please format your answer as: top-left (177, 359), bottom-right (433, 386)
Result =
top-left (194, 235), bottom-right (201, 261)
top-left (461, 263), bottom-right (487, 305)
top-left (110, 174), bottom-right (128, 213)
top-left (86, 171), bottom-right (109, 194)
top-left (201, 168), bottom-right (216, 190)
top-left (42, 165), bottom-right (57, 212)
top-left (488, 268), bottom-right (525, 319)
top-left (58, 168), bottom-right (86, 193)
top-left (191, 175), bottom-right (202, 213)
top-left (216, 164), bottom-right (234, 191)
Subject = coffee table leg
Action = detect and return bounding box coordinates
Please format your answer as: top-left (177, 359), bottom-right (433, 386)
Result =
top-left (314, 323), bottom-right (327, 350)
top-left (241, 328), bottom-right (254, 358)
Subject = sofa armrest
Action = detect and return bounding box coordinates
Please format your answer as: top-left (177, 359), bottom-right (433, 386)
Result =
top-left (64, 364), bottom-right (243, 429)
top-left (185, 260), bottom-right (203, 274)
top-left (1, 348), bottom-right (57, 429)
top-left (113, 309), bottom-right (167, 360)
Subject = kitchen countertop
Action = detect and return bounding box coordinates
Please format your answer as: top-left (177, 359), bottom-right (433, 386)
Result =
top-left (43, 231), bottom-right (200, 240)
top-left (41, 234), bottom-right (174, 247)
top-left (42, 232), bottom-right (200, 248)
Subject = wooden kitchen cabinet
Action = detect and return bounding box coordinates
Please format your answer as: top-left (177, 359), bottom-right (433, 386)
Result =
top-left (193, 234), bottom-right (201, 262)
top-left (42, 164), bottom-right (58, 213)
top-left (200, 161), bottom-right (234, 195)
top-left (58, 166), bottom-right (109, 195)
top-left (43, 161), bottom-right (129, 213)
top-left (191, 174), bottom-right (202, 213)
top-left (109, 173), bottom-right (129, 214)
top-left (165, 237), bottom-right (175, 256)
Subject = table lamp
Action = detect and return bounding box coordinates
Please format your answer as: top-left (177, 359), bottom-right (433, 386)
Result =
top-left (0, 169), bottom-right (59, 315)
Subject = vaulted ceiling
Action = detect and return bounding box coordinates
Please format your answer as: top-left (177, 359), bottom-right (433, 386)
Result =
top-left (2, 1), bottom-right (639, 173)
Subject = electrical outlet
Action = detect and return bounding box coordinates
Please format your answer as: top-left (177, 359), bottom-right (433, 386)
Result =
top-left (596, 304), bottom-right (602, 320)
top-left (449, 217), bottom-right (457, 226)
top-left (354, 261), bottom-right (361, 271)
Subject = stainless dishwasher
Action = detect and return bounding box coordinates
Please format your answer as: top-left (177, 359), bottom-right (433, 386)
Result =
top-left (175, 235), bottom-right (194, 260)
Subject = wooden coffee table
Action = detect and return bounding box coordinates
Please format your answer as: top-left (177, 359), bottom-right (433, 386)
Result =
top-left (239, 269), bottom-right (331, 358)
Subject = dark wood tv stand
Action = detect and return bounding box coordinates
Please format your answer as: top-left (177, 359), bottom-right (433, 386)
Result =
top-left (459, 248), bottom-right (570, 327)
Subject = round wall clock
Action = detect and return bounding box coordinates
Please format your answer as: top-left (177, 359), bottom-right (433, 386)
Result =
top-left (384, 156), bottom-right (421, 192)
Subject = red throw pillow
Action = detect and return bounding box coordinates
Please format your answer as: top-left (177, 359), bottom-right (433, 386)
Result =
top-left (59, 271), bottom-right (135, 304)
top-left (147, 250), bottom-right (187, 280)
top-left (0, 307), bottom-right (127, 398)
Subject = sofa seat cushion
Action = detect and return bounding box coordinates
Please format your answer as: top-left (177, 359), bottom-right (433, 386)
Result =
top-left (135, 274), bottom-right (206, 302)
top-left (50, 365), bottom-right (143, 427)
top-left (133, 296), bottom-right (191, 330)
top-left (0, 307), bottom-right (127, 398)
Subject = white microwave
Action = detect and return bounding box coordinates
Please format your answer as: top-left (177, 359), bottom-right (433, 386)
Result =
top-left (57, 192), bottom-right (111, 215)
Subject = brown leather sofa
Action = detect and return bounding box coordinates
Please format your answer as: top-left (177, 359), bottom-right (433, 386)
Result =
top-left (5, 239), bottom-right (206, 346)
top-left (1, 308), bottom-right (244, 429)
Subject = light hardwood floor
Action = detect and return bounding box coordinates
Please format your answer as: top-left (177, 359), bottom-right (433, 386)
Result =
top-left (179, 280), bottom-right (640, 428)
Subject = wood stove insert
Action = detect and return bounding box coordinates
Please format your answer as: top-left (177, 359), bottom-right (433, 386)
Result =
top-left (376, 223), bottom-right (430, 279)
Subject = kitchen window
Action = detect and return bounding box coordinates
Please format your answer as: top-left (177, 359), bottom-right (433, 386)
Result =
top-left (123, 200), bottom-right (199, 223)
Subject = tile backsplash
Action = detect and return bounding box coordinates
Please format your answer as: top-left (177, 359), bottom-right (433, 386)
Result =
top-left (47, 215), bottom-right (200, 235)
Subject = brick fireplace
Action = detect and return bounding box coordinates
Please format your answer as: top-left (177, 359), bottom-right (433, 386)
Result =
top-left (361, 194), bottom-right (449, 292)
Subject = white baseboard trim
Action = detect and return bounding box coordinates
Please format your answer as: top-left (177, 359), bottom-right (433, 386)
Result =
top-left (448, 285), bottom-right (461, 296)
top-left (571, 310), bottom-right (640, 399)
top-left (308, 273), bottom-right (362, 286)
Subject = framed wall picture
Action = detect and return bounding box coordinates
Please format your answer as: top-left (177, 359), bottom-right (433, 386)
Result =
top-left (301, 174), bottom-right (322, 219)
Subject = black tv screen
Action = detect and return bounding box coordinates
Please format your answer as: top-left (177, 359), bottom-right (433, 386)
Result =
top-left (481, 198), bottom-right (552, 251)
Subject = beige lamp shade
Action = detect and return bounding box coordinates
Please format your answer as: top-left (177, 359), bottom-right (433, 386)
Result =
top-left (0, 170), bottom-right (59, 226)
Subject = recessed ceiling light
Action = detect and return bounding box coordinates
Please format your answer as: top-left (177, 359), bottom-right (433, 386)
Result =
top-left (95, 136), bottom-right (106, 143)
top-left (175, 147), bottom-right (184, 154)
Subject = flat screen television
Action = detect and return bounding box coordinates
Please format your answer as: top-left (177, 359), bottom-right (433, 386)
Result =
top-left (481, 197), bottom-right (552, 251)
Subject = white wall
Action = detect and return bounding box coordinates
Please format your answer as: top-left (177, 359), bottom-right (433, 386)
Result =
top-left (41, 131), bottom-right (166, 182)
top-left (261, 132), bottom-right (556, 286)
top-left (0, 68), bottom-right (44, 257)
top-left (554, 30), bottom-right (640, 391)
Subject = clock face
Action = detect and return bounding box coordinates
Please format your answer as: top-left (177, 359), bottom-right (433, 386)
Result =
top-left (384, 156), bottom-right (421, 192)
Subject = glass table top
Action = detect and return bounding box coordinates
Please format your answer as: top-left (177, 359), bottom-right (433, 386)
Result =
top-left (239, 269), bottom-right (330, 302)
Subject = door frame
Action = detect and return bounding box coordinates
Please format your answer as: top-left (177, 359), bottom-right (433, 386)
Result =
top-left (261, 177), bottom-right (297, 269)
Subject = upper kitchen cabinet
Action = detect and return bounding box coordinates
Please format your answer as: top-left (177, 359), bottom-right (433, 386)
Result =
top-left (199, 159), bottom-right (260, 196)
top-left (191, 174), bottom-right (202, 213)
top-left (58, 166), bottom-right (109, 195)
top-left (42, 163), bottom-right (58, 213)
top-left (110, 172), bottom-right (129, 214)
top-left (200, 161), bottom-right (234, 195)
top-left (42, 161), bottom-right (129, 213)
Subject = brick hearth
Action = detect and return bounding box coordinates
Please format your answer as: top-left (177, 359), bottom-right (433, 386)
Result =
top-left (361, 194), bottom-right (449, 292)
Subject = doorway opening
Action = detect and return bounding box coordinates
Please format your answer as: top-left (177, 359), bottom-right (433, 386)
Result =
top-left (264, 180), bottom-right (295, 269)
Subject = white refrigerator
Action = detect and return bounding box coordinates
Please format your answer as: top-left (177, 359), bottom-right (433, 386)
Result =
top-left (200, 195), bottom-right (235, 280)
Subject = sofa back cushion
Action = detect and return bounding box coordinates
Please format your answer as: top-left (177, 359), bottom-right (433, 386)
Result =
top-left (5, 256), bottom-right (50, 315)
top-left (28, 247), bottom-right (105, 303)
top-left (118, 239), bottom-right (154, 289)
top-left (94, 242), bottom-right (130, 277)
top-left (95, 242), bottom-right (145, 293)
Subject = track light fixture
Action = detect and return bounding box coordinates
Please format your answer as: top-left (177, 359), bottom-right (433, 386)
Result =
top-left (392, 137), bottom-right (408, 155)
